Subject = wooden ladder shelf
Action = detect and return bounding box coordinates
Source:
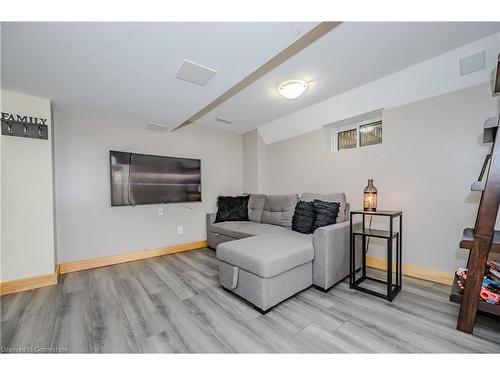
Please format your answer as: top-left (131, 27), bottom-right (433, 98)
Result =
top-left (450, 115), bottom-right (500, 334)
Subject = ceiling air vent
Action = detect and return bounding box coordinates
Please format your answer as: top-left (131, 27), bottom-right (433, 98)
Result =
top-left (145, 123), bottom-right (170, 133)
top-left (215, 117), bottom-right (233, 125)
top-left (175, 59), bottom-right (216, 86)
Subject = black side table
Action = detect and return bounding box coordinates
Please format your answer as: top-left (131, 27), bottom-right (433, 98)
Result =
top-left (349, 210), bottom-right (402, 301)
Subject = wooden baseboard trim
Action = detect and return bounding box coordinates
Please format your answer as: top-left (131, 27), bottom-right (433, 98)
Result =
top-left (0, 270), bottom-right (58, 296)
top-left (0, 241), bottom-right (207, 295)
top-left (59, 240), bottom-right (208, 274)
top-left (366, 256), bottom-right (454, 286)
top-left (0, 244), bottom-right (451, 295)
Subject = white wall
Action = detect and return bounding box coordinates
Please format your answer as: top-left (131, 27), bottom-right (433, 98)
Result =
top-left (256, 130), bottom-right (268, 193)
top-left (264, 82), bottom-right (500, 273)
top-left (242, 129), bottom-right (268, 194)
top-left (260, 32), bottom-right (500, 144)
top-left (243, 130), bottom-right (258, 193)
top-left (54, 111), bottom-right (243, 263)
top-left (1, 90), bottom-right (55, 281)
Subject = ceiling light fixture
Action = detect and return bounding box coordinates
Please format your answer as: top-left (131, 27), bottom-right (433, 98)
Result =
top-left (278, 80), bottom-right (308, 99)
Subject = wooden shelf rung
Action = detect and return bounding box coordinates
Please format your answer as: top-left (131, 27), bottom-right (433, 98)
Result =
top-left (471, 181), bottom-right (486, 191)
top-left (459, 228), bottom-right (500, 253)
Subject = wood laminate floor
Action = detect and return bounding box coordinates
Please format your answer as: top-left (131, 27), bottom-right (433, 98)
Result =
top-left (1, 248), bottom-right (500, 353)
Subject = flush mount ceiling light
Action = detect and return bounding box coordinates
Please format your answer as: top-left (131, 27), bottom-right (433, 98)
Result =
top-left (278, 80), bottom-right (308, 99)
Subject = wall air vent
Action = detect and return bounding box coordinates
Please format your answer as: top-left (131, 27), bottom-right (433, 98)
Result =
top-left (145, 123), bottom-right (170, 133)
top-left (175, 59), bottom-right (216, 86)
top-left (215, 117), bottom-right (233, 125)
top-left (459, 50), bottom-right (486, 76)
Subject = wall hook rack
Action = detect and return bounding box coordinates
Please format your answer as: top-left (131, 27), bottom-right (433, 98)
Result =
top-left (1, 119), bottom-right (48, 140)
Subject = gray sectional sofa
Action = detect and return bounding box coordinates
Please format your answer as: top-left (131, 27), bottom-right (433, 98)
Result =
top-left (207, 193), bottom-right (361, 313)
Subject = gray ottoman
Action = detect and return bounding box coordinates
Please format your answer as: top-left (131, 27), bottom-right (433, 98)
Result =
top-left (216, 231), bottom-right (314, 314)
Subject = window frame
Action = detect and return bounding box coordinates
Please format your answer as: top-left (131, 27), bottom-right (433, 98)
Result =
top-left (331, 117), bottom-right (382, 152)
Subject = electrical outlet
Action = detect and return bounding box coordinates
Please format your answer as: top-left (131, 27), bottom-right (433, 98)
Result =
top-left (177, 225), bottom-right (184, 235)
top-left (158, 207), bottom-right (164, 216)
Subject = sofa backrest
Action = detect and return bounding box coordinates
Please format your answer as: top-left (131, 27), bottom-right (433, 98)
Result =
top-left (300, 192), bottom-right (348, 223)
top-left (261, 194), bottom-right (299, 229)
top-left (248, 194), bottom-right (266, 223)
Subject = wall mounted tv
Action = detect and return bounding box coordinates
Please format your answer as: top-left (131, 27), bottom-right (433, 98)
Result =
top-left (109, 150), bottom-right (201, 206)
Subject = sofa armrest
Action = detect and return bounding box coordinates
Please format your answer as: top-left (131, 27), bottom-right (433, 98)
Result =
top-left (312, 219), bottom-right (362, 290)
top-left (207, 212), bottom-right (216, 225)
top-left (206, 213), bottom-right (217, 248)
top-left (206, 212), bottom-right (216, 233)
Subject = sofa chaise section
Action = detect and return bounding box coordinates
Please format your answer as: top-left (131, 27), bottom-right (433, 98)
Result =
top-left (217, 231), bottom-right (314, 313)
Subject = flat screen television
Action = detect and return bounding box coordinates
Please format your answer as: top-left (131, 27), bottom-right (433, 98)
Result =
top-left (109, 150), bottom-right (201, 206)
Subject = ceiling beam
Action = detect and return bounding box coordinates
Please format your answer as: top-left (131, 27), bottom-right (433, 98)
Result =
top-left (171, 21), bottom-right (341, 132)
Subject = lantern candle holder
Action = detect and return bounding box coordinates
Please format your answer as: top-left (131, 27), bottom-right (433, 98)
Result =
top-left (363, 179), bottom-right (377, 211)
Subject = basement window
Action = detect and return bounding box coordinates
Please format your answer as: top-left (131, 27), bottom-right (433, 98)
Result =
top-left (332, 118), bottom-right (382, 152)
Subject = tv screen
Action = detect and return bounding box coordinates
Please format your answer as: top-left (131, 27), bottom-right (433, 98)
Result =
top-left (110, 151), bottom-right (201, 206)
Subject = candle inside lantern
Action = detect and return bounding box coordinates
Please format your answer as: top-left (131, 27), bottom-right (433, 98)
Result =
top-left (363, 179), bottom-right (377, 211)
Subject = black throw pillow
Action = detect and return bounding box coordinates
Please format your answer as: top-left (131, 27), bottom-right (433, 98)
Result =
top-left (291, 201), bottom-right (315, 234)
top-left (312, 199), bottom-right (340, 231)
top-left (214, 195), bottom-right (250, 223)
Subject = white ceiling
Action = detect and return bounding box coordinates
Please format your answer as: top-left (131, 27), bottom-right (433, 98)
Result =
top-left (198, 22), bottom-right (500, 133)
top-left (0, 22), bottom-right (316, 126)
top-left (2, 22), bottom-right (500, 134)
